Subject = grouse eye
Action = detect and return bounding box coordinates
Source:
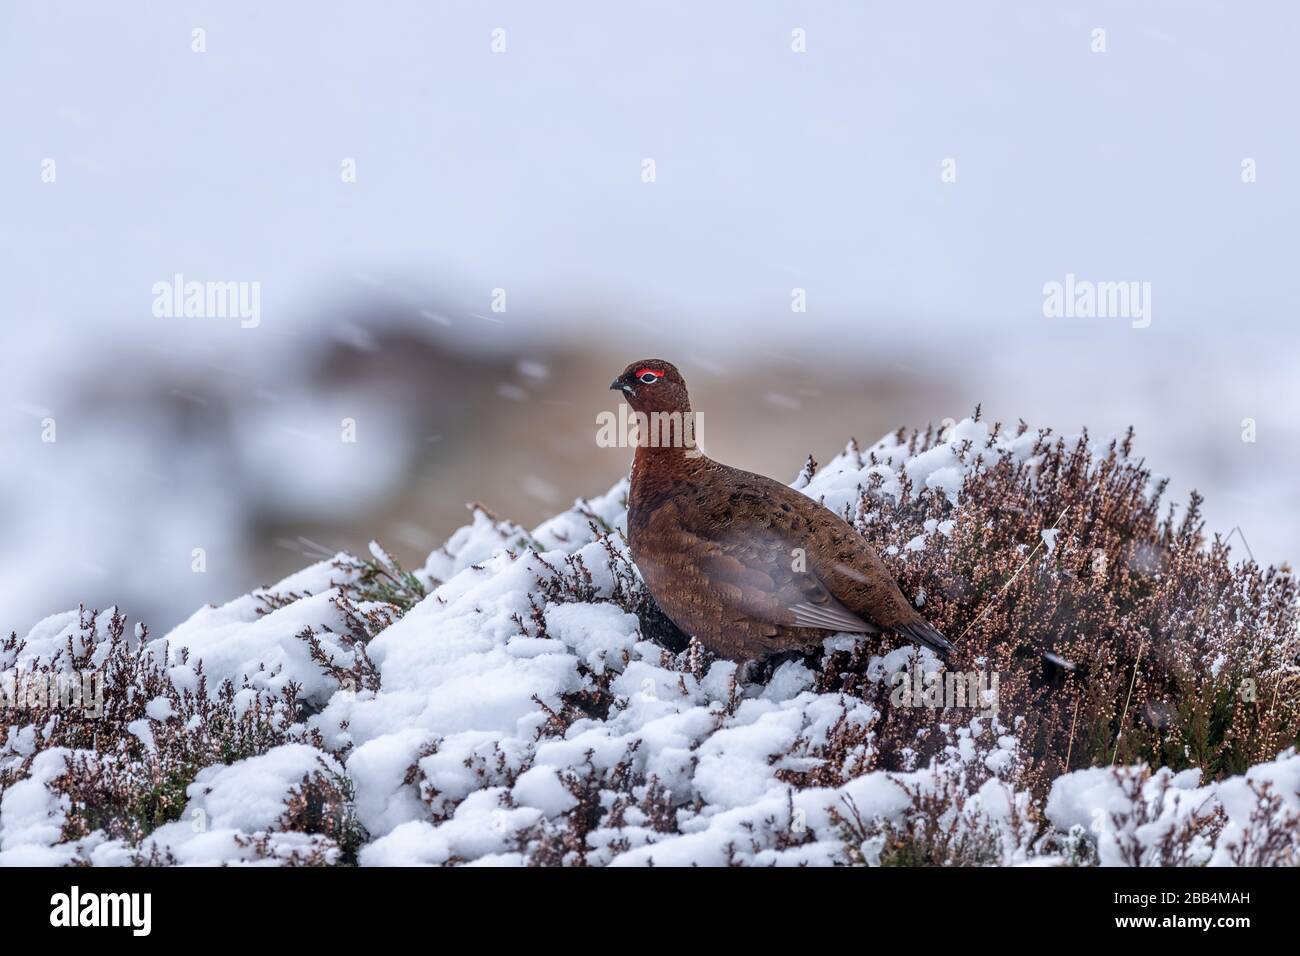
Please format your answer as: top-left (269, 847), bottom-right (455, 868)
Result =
top-left (638, 370), bottom-right (662, 384)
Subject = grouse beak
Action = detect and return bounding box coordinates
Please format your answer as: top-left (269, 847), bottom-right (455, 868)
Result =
top-left (610, 378), bottom-right (635, 397)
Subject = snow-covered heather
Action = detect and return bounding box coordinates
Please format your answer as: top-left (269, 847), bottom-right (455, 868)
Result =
top-left (1, 419), bottom-right (1296, 866)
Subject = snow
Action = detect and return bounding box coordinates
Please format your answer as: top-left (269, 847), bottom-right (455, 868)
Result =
top-left (359, 792), bottom-right (544, 866)
top-left (126, 719), bottom-right (156, 753)
top-left (0, 749), bottom-right (77, 865)
top-left (542, 603), bottom-right (640, 674)
top-left (511, 766), bottom-right (578, 818)
top-left (2, 417), bottom-right (1296, 867)
top-left (1210, 750), bottom-right (1300, 866)
top-left (161, 573), bottom-right (359, 706)
top-left (1044, 763), bottom-right (1234, 867)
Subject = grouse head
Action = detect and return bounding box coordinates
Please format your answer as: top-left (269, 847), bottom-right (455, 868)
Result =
top-left (609, 359), bottom-right (691, 415)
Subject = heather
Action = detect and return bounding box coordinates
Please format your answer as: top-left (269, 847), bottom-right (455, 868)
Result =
top-left (2, 416), bottom-right (1296, 866)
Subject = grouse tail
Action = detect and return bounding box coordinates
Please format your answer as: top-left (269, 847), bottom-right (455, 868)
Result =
top-left (896, 617), bottom-right (955, 660)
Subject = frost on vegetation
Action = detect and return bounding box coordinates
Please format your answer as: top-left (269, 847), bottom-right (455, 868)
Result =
top-left (2, 415), bottom-right (1297, 866)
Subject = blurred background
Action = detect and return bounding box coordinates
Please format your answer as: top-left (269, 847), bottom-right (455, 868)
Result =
top-left (2, 1), bottom-right (1297, 634)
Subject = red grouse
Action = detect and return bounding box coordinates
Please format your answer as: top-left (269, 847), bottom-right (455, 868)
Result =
top-left (611, 359), bottom-right (953, 663)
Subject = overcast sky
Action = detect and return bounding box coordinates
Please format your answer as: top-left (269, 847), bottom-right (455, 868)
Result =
top-left (2, 1), bottom-right (1297, 628)
top-left (3, 1), bottom-right (1297, 364)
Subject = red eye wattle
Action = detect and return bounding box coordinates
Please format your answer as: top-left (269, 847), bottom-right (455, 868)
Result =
top-left (635, 368), bottom-right (663, 384)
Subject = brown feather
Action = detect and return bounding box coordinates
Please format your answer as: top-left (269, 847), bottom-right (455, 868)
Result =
top-left (614, 359), bottom-right (954, 663)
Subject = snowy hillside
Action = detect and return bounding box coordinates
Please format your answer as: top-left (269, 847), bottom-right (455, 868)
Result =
top-left (2, 418), bottom-right (1297, 866)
